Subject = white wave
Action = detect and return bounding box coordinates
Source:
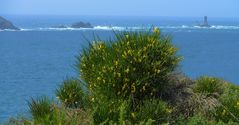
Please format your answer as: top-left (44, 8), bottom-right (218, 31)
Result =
top-left (193, 25), bottom-right (239, 29)
top-left (19, 26), bottom-right (126, 31)
top-left (210, 25), bottom-right (239, 29)
top-left (18, 27), bottom-right (93, 31)
top-left (1, 25), bottom-right (239, 32)
top-left (19, 26), bottom-right (145, 31)
top-left (0, 29), bottom-right (20, 32)
top-left (93, 26), bottom-right (129, 31)
top-left (159, 25), bottom-right (239, 30)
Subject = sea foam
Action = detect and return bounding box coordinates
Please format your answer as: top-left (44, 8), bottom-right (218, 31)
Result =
top-left (1, 25), bottom-right (239, 32)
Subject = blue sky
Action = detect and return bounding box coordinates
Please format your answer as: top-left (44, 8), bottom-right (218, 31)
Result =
top-left (1, 0), bottom-right (239, 17)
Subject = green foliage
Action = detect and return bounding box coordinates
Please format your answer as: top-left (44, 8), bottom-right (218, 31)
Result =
top-left (193, 76), bottom-right (225, 97)
top-left (7, 117), bottom-right (32, 125)
top-left (77, 28), bottom-right (181, 124)
top-left (92, 98), bottom-right (130, 124)
top-left (34, 107), bottom-right (67, 125)
top-left (28, 96), bottom-right (53, 122)
top-left (135, 99), bottom-right (171, 124)
top-left (186, 115), bottom-right (239, 125)
top-left (79, 28), bottom-right (181, 103)
top-left (187, 115), bottom-right (209, 125)
top-left (27, 96), bottom-right (93, 125)
top-left (98, 100), bottom-right (155, 125)
top-left (215, 83), bottom-right (239, 123)
top-left (56, 78), bottom-right (87, 108)
top-left (28, 96), bottom-right (71, 125)
top-left (175, 114), bottom-right (237, 125)
top-left (162, 73), bottom-right (194, 105)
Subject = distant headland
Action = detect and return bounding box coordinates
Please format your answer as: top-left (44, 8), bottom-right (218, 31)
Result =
top-left (0, 16), bottom-right (19, 30)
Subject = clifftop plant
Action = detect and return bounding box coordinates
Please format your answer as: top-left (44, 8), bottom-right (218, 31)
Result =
top-left (193, 76), bottom-right (225, 97)
top-left (78, 28), bottom-right (181, 103)
top-left (56, 78), bottom-right (87, 108)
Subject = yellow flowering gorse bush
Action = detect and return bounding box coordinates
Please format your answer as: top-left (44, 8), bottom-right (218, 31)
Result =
top-left (79, 28), bottom-right (181, 102)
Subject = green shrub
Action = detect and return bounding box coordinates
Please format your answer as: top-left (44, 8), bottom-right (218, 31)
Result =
top-left (7, 117), bottom-right (32, 125)
top-left (173, 76), bottom-right (221, 119)
top-left (193, 76), bottom-right (225, 97)
top-left (92, 98), bottom-right (131, 124)
top-left (96, 100), bottom-right (155, 125)
top-left (92, 98), bottom-right (170, 124)
top-left (78, 28), bottom-right (181, 103)
top-left (135, 99), bottom-right (171, 124)
top-left (28, 96), bottom-right (53, 122)
top-left (215, 83), bottom-right (239, 123)
top-left (187, 115), bottom-right (209, 125)
top-left (186, 114), bottom-right (239, 125)
top-left (56, 78), bottom-right (87, 108)
top-left (162, 73), bottom-right (194, 103)
top-left (28, 96), bottom-right (93, 125)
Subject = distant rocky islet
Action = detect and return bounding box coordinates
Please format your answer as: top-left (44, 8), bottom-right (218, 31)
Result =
top-left (51, 22), bottom-right (93, 29)
top-left (71, 22), bottom-right (93, 28)
top-left (0, 16), bottom-right (94, 30)
top-left (0, 16), bottom-right (19, 30)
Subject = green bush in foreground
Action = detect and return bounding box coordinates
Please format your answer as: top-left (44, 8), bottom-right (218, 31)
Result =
top-left (193, 76), bottom-right (225, 97)
top-left (77, 28), bottom-right (182, 124)
top-left (215, 83), bottom-right (239, 123)
top-left (27, 96), bottom-right (93, 125)
top-left (135, 99), bottom-right (171, 124)
top-left (79, 28), bottom-right (181, 103)
top-left (28, 96), bottom-right (53, 122)
top-left (55, 78), bottom-right (87, 108)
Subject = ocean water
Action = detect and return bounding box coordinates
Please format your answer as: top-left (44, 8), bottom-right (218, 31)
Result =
top-left (0, 15), bottom-right (239, 121)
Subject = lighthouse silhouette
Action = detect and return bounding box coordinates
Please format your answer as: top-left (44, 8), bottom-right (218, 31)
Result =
top-left (199, 16), bottom-right (211, 27)
top-left (204, 16), bottom-right (208, 26)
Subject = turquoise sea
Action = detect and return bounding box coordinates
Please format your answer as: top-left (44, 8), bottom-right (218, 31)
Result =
top-left (0, 15), bottom-right (239, 121)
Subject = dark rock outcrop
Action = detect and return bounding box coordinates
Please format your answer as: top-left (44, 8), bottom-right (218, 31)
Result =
top-left (71, 22), bottom-right (93, 28)
top-left (51, 25), bottom-right (67, 28)
top-left (0, 16), bottom-right (19, 30)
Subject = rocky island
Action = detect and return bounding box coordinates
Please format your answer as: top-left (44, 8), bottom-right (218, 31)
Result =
top-left (71, 22), bottom-right (93, 28)
top-left (0, 16), bottom-right (19, 30)
top-left (51, 25), bottom-right (67, 28)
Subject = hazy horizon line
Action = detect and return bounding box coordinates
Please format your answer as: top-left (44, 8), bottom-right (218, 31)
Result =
top-left (1, 14), bottom-right (239, 19)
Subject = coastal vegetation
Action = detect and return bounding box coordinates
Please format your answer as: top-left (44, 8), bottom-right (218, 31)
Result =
top-left (6, 28), bottom-right (239, 125)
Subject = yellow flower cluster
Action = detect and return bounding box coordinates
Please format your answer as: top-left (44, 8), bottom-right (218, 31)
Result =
top-left (166, 108), bottom-right (172, 113)
top-left (131, 83), bottom-right (136, 93)
top-left (168, 47), bottom-right (176, 54)
top-left (125, 67), bottom-right (130, 73)
top-left (221, 109), bottom-right (227, 116)
top-left (92, 41), bottom-right (105, 50)
top-left (126, 34), bottom-right (129, 39)
top-left (131, 112), bottom-right (136, 118)
top-left (122, 83), bottom-right (128, 91)
top-left (114, 60), bottom-right (119, 66)
top-left (91, 97), bottom-right (95, 102)
top-left (153, 27), bottom-right (160, 35)
top-left (236, 101), bottom-right (239, 109)
top-left (113, 72), bottom-right (121, 78)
